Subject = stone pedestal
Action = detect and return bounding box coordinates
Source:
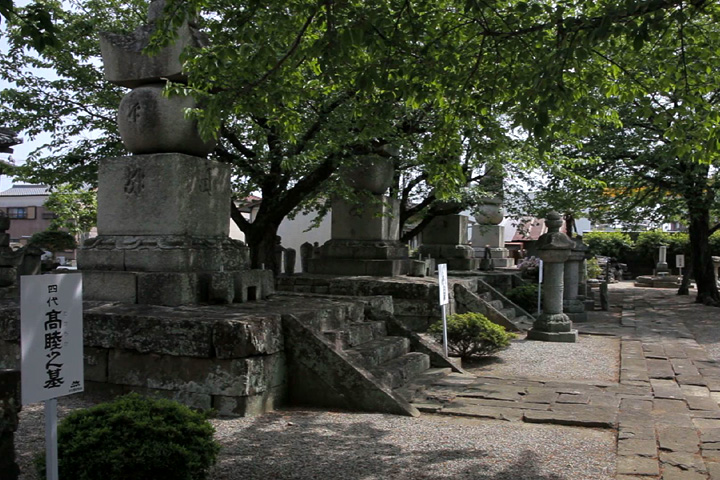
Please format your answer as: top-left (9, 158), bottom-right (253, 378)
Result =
top-left (78, 1), bottom-right (267, 306)
top-left (309, 158), bottom-right (417, 276)
top-left (418, 215), bottom-right (477, 270)
top-left (471, 225), bottom-right (513, 268)
top-left (527, 212), bottom-right (578, 343)
top-left (563, 238), bottom-right (589, 322)
top-left (656, 245), bottom-right (669, 273)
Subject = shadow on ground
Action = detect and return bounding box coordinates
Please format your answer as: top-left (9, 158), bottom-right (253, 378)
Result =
top-left (210, 410), bottom-right (571, 480)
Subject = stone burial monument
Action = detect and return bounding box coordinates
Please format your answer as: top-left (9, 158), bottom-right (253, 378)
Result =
top-left (308, 155), bottom-right (423, 276)
top-left (78, 0), bottom-right (271, 306)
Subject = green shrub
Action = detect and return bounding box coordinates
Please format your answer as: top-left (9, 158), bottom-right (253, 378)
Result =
top-left (583, 231), bottom-right (634, 258)
top-left (634, 231), bottom-right (689, 264)
top-left (28, 229), bottom-right (76, 251)
top-left (428, 312), bottom-right (515, 359)
top-left (36, 393), bottom-right (219, 480)
top-left (711, 231), bottom-right (720, 257)
top-left (506, 283), bottom-right (539, 312)
top-left (586, 257), bottom-right (603, 279)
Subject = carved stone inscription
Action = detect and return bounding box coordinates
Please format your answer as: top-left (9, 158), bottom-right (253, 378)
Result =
top-left (124, 166), bottom-right (145, 196)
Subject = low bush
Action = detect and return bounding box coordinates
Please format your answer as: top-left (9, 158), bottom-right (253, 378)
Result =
top-left (634, 231), bottom-right (689, 264)
top-left (36, 393), bottom-right (219, 480)
top-left (505, 283), bottom-right (539, 312)
top-left (428, 312), bottom-right (515, 359)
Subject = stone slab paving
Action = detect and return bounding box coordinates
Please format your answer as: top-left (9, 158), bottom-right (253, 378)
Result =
top-left (406, 283), bottom-right (720, 479)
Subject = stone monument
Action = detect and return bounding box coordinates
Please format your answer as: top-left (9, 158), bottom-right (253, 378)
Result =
top-left (308, 155), bottom-right (419, 276)
top-left (563, 236), bottom-right (589, 322)
top-left (656, 245), bottom-right (669, 274)
top-left (527, 211), bottom-right (578, 342)
top-left (78, 0), bottom-right (271, 306)
top-left (471, 170), bottom-right (513, 268)
top-left (418, 213), bottom-right (477, 270)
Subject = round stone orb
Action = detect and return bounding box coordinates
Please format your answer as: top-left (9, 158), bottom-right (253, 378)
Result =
top-left (343, 155), bottom-right (394, 194)
top-left (118, 84), bottom-right (216, 157)
top-left (473, 202), bottom-right (504, 225)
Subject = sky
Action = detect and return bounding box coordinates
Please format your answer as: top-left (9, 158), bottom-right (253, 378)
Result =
top-left (0, 0), bottom-right (55, 191)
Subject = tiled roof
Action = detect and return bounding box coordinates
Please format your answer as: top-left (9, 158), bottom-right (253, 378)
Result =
top-left (0, 128), bottom-right (22, 153)
top-left (0, 185), bottom-right (50, 196)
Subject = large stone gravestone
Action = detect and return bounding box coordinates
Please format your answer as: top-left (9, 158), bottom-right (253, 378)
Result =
top-left (78, 0), bottom-right (270, 306)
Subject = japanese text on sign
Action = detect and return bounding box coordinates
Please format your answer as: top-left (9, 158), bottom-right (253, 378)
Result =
top-left (21, 274), bottom-right (84, 405)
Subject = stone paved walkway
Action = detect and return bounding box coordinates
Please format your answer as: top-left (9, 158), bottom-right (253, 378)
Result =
top-left (408, 283), bottom-right (720, 479)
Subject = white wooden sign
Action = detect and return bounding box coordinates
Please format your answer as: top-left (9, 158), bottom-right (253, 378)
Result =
top-left (21, 274), bottom-right (84, 405)
top-left (538, 259), bottom-right (544, 283)
top-left (438, 263), bottom-right (449, 306)
top-left (676, 254), bottom-right (685, 268)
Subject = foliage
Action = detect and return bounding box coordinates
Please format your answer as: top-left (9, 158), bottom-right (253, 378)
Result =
top-left (428, 312), bottom-right (515, 359)
top-left (35, 393), bottom-right (219, 480)
top-left (43, 185), bottom-right (97, 237)
top-left (586, 257), bottom-right (603, 279)
top-left (505, 283), bottom-right (539, 313)
top-left (583, 232), bottom-right (634, 258)
top-left (28, 230), bottom-right (76, 252)
top-left (634, 231), bottom-right (690, 263)
top-left (517, 256), bottom-right (541, 279)
top-left (0, 0), bottom-right (58, 52)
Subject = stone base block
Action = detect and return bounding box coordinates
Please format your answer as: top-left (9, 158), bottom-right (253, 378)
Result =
top-left (319, 239), bottom-right (409, 260)
top-left (472, 225), bottom-right (505, 249)
top-left (418, 244), bottom-right (474, 260)
top-left (83, 271), bottom-right (138, 303)
top-left (493, 258), bottom-right (515, 268)
top-left (83, 268), bottom-right (273, 306)
top-left (331, 196), bottom-right (400, 242)
top-left (423, 215), bottom-right (469, 245)
top-left (97, 154), bottom-right (231, 237)
top-left (138, 272), bottom-right (200, 306)
top-left (527, 329), bottom-right (578, 343)
top-left (308, 258), bottom-right (413, 276)
top-left (212, 384), bottom-right (287, 417)
top-left (446, 258), bottom-right (480, 271)
top-left (79, 235), bottom-right (250, 272)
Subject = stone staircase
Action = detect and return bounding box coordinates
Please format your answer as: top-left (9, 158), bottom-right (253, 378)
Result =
top-left (454, 279), bottom-right (535, 332)
top-left (282, 292), bottom-right (461, 416)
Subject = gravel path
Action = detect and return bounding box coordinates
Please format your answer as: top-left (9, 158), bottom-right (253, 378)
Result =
top-left (464, 334), bottom-right (620, 382)
top-left (16, 394), bottom-right (616, 480)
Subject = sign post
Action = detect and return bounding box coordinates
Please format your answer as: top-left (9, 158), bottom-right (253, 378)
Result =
top-left (537, 259), bottom-right (544, 316)
top-left (676, 254), bottom-right (685, 277)
top-left (21, 274), bottom-right (84, 480)
top-left (437, 263), bottom-right (449, 357)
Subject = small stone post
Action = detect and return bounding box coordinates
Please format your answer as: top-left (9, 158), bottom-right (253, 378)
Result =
top-left (657, 245), bottom-right (669, 274)
top-left (527, 211), bottom-right (578, 342)
top-left (300, 242), bottom-right (313, 273)
top-left (563, 237), bottom-right (589, 322)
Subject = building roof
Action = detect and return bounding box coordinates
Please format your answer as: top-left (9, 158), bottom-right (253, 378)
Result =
top-left (0, 185), bottom-right (50, 197)
top-left (0, 128), bottom-right (22, 154)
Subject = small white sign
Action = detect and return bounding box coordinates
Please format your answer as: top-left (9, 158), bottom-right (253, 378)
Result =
top-left (538, 259), bottom-right (544, 283)
top-left (676, 254), bottom-right (685, 268)
top-left (438, 263), bottom-right (449, 306)
top-left (21, 274), bottom-right (84, 405)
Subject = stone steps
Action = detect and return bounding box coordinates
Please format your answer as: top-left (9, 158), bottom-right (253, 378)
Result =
top-left (323, 321), bottom-right (387, 350)
top-left (370, 352), bottom-right (431, 389)
top-left (345, 336), bottom-right (411, 370)
top-left (395, 367), bottom-right (453, 401)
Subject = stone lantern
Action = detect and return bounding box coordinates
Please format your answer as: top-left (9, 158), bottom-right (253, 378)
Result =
top-left (563, 236), bottom-right (589, 323)
top-left (527, 211), bottom-right (578, 342)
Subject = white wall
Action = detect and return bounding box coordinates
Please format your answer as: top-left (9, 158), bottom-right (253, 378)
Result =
top-left (277, 212), bottom-right (331, 272)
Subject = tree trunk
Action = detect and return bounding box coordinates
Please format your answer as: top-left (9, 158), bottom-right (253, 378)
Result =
top-left (244, 221), bottom-right (282, 273)
top-left (687, 203), bottom-right (720, 305)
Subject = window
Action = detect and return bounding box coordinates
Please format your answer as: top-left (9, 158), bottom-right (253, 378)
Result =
top-left (8, 207), bottom-right (27, 219)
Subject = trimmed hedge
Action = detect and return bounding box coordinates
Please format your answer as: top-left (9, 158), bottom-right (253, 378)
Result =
top-left (428, 312), bottom-right (515, 359)
top-left (36, 393), bottom-right (219, 480)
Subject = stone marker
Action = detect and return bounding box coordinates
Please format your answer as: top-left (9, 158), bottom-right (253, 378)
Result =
top-left (657, 245), bottom-right (669, 274)
top-left (78, 0), bottom-right (270, 306)
top-left (308, 154), bottom-right (420, 276)
top-left (418, 213), bottom-right (477, 271)
top-left (471, 169), bottom-right (513, 268)
top-left (527, 211), bottom-right (578, 342)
